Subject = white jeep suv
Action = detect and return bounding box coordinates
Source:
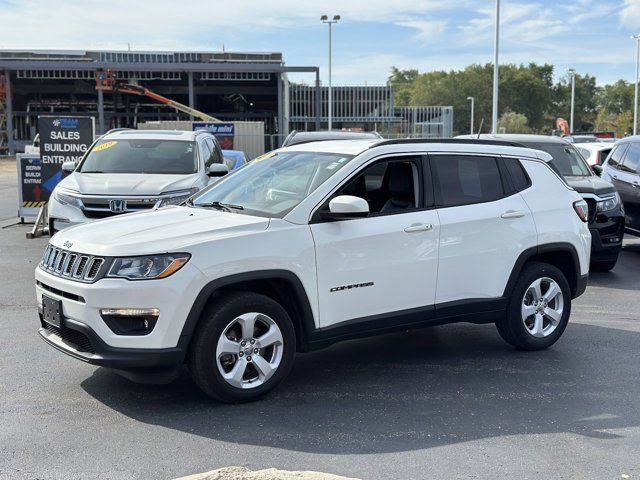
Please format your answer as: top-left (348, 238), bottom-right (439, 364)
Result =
top-left (36, 139), bottom-right (591, 403)
top-left (48, 129), bottom-right (225, 233)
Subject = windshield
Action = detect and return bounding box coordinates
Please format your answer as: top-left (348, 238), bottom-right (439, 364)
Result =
top-left (525, 142), bottom-right (591, 177)
top-left (191, 150), bottom-right (354, 218)
top-left (79, 139), bottom-right (196, 174)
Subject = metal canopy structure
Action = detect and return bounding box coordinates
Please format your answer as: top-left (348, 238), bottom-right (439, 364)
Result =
top-left (0, 49), bottom-right (321, 154)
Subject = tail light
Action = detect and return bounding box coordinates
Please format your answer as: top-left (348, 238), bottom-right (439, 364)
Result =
top-left (573, 200), bottom-right (589, 222)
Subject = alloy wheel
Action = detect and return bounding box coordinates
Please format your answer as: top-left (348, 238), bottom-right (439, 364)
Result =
top-left (215, 312), bottom-right (284, 389)
top-left (521, 277), bottom-right (564, 338)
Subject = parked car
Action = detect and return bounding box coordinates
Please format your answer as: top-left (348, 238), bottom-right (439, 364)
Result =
top-left (576, 142), bottom-right (613, 166)
top-left (221, 149), bottom-right (248, 170)
top-left (601, 135), bottom-right (640, 237)
top-left (564, 135), bottom-right (599, 144)
top-left (36, 138), bottom-right (590, 402)
top-left (48, 129), bottom-right (227, 233)
top-left (459, 134), bottom-right (624, 272)
top-left (281, 130), bottom-right (383, 147)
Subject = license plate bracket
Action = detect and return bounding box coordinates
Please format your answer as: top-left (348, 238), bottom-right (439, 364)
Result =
top-left (42, 295), bottom-right (63, 328)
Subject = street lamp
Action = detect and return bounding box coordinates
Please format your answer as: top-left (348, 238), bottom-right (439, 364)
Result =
top-left (467, 97), bottom-right (475, 134)
top-left (632, 35), bottom-right (640, 136)
top-left (568, 68), bottom-right (576, 134)
top-left (491, 0), bottom-right (500, 134)
top-left (321, 14), bottom-right (340, 130)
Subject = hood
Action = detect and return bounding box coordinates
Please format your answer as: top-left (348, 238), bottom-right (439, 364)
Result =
top-left (564, 175), bottom-right (615, 196)
top-left (60, 172), bottom-right (199, 196)
top-left (50, 206), bottom-right (270, 256)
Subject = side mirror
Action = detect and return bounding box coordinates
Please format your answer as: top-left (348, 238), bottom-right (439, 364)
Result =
top-left (207, 164), bottom-right (229, 178)
top-left (322, 195), bottom-right (369, 220)
top-left (61, 161), bottom-right (76, 174)
top-left (592, 164), bottom-right (603, 176)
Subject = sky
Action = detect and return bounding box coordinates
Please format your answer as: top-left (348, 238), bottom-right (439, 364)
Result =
top-left (0, 0), bottom-right (639, 86)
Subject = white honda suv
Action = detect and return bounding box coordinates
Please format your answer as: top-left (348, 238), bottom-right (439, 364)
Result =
top-left (36, 139), bottom-right (591, 403)
top-left (48, 129), bottom-right (225, 233)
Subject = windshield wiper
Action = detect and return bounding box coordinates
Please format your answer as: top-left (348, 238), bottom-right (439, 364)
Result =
top-left (81, 170), bottom-right (104, 173)
top-left (194, 201), bottom-right (244, 211)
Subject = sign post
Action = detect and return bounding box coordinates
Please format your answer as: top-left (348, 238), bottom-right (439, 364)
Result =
top-left (16, 116), bottom-right (95, 220)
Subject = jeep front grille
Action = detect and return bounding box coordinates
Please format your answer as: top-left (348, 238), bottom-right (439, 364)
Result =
top-left (40, 245), bottom-right (107, 282)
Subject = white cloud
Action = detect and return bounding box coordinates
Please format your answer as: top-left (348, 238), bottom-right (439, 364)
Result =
top-left (396, 20), bottom-right (448, 42)
top-left (620, 0), bottom-right (640, 29)
top-left (0, 0), bottom-right (466, 50)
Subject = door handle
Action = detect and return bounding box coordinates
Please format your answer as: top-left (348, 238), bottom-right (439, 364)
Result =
top-left (500, 210), bottom-right (526, 219)
top-left (633, 181), bottom-right (639, 188)
top-left (404, 223), bottom-right (433, 233)
top-left (612, 175), bottom-right (619, 180)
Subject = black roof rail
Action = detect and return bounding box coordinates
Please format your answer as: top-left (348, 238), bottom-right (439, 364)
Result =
top-left (370, 138), bottom-right (528, 149)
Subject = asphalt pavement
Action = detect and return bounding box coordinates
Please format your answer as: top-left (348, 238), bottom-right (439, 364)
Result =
top-left (1, 158), bottom-right (639, 480)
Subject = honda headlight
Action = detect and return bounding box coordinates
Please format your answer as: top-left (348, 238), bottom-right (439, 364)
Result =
top-left (596, 192), bottom-right (620, 212)
top-left (159, 188), bottom-right (199, 206)
top-left (107, 253), bottom-right (191, 280)
top-left (53, 188), bottom-right (83, 208)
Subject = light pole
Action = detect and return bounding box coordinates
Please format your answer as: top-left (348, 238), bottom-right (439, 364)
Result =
top-left (568, 68), bottom-right (576, 134)
top-left (467, 96), bottom-right (475, 134)
top-left (633, 35), bottom-right (640, 136)
top-left (321, 14), bottom-right (340, 130)
top-left (491, 0), bottom-right (500, 133)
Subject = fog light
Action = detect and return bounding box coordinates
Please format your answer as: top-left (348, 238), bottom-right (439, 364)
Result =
top-left (100, 308), bottom-right (160, 336)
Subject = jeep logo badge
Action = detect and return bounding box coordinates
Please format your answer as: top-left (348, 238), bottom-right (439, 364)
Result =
top-left (62, 240), bottom-right (73, 249)
top-left (109, 199), bottom-right (127, 213)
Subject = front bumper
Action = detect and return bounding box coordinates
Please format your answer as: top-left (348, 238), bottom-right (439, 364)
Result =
top-left (588, 206), bottom-right (625, 262)
top-left (38, 314), bottom-right (184, 382)
top-left (48, 198), bottom-right (92, 231)
top-left (35, 263), bottom-right (204, 349)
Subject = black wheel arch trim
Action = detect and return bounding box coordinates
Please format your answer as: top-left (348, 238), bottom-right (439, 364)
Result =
top-left (177, 269), bottom-right (317, 354)
top-left (502, 242), bottom-right (585, 299)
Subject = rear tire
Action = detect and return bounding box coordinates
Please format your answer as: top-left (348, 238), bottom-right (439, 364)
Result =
top-left (496, 262), bottom-right (571, 351)
top-left (188, 292), bottom-right (296, 403)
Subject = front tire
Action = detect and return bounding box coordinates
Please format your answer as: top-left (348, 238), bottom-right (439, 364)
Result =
top-left (496, 262), bottom-right (571, 351)
top-left (188, 292), bottom-right (296, 403)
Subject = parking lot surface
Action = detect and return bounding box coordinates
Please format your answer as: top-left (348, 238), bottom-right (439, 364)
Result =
top-left (1, 159), bottom-right (639, 480)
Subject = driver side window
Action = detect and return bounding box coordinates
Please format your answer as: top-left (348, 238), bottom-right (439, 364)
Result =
top-left (335, 158), bottom-right (422, 215)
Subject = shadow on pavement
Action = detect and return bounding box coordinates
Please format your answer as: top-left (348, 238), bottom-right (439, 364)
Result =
top-left (81, 322), bottom-right (640, 454)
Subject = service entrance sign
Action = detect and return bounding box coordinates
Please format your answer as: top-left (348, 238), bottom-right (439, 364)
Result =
top-left (17, 116), bottom-right (95, 219)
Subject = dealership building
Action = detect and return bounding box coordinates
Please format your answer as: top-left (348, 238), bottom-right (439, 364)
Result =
top-left (0, 49), bottom-right (452, 154)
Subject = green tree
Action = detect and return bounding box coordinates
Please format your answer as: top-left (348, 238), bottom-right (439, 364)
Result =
top-left (498, 110), bottom-right (531, 133)
top-left (389, 63), bottom-right (556, 135)
top-left (596, 80), bottom-right (635, 114)
top-left (387, 67), bottom-right (419, 107)
top-left (553, 73), bottom-right (598, 132)
top-left (595, 108), bottom-right (633, 137)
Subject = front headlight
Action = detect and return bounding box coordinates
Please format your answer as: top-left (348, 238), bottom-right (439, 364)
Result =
top-left (53, 188), bottom-right (83, 208)
top-left (159, 188), bottom-right (199, 207)
top-left (596, 192), bottom-right (620, 212)
top-left (107, 253), bottom-right (191, 280)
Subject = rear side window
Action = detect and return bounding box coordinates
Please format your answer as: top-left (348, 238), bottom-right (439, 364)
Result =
top-left (501, 158), bottom-right (531, 193)
top-left (432, 155), bottom-right (504, 207)
top-left (620, 143), bottom-right (640, 173)
top-left (606, 144), bottom-right (628, 168)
